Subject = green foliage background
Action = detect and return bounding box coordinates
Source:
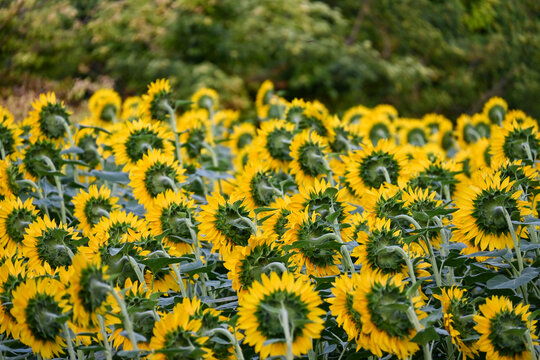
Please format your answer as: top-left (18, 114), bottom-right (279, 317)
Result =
top-left (1, 0), bottom-right (540, 119)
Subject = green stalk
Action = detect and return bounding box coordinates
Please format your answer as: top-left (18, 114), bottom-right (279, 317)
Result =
top-left (61, 322), bottom-right (77, 360)
top-left (377, 166), bottom-right (392, 184)
top-left (97, 314), bottom-right (113, 360)
top-left (160, 101), bottom-right (183, 167)
top-left (0, 140), bottom-right (5, 160)
top-left (406, 307), bottom-right (432, 360)
top-left (385, 246), bottom-right (417, 284)
top-left (205, 328), bottom-right (245, 360)
top-left (108, 286), bottom-right (140, 357)
top-left (127, 256), bottom-right (148, 291)
top-left (41, 155), bottom-right (66, 224)
top-left (56, 115), bottom-right (79, 181)
top-left (279, 305), bottom-right (294, 360)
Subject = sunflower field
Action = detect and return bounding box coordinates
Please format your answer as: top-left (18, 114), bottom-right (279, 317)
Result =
top-left (0, 79), bottom-right (538, 360)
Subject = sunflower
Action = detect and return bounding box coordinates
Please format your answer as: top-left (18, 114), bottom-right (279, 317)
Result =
top-left (267, 95), bottom-right (289, 120)
top-left (282, 208), bottom-right (341, 277)
top-left (191, 88), bottom-right (219, 113)
top-left (352, 217), bottom-right (430, 277)
top-left (232, 162), bottom-right (284, 209)
top-left (253, 120), bottom-right (296, 171)
top-left (0, 259), bottom-right (28, 338)
top-left (327, 116), bottom-right (363, 153)
top-left (149, 301), bottom-right (211, 360)
top-left (491, 117), bottom-right (540, 166)
top-left (289, 130), bottom-right (331, 187)
top-left (454, 138), bottom-right (492, 178)
top-left (361, 184), bottom-right (407, 227)
top-left (373, 104), bottom-right (398, 121)
top-left (25, 92), bottom-right (71, 143)
top-left (422, 114), bottom-right (456, 152)
top-left (488, 159), bottom-right (537, 201)
top-left (146, 189), bottom-right (198, 256)
top-left (456, 113), bottom-right (492, 147)
top-left (177, 109), bottom-right (214, 164)
top-left (88, 89), bottom-right (122, 125)
top-left (129, 149), bottom-right (186, 206)
top-left (344, 139), bottom-right (409, 198)
top-left (73, 124), bottom-right (105, 171)
top-left (261, 196), bottom-right (292, 242)
top-left (0, 196), bottom-right (39, 257)
top-left (113, 118), bottom-right (175, 171)
top-left (0, 106), bottom-right (22, 158)
top-left (256, 80), bottom-right (275, 119)
top-left (398, 119), bottom-right (431, 147)
top-left (228, 122), bottom-right (256, 156)
top-left (20, 136), bottom-right (64, 183)
top-left (453, 171), bottom-right (531, 251)
top-left (328, 274), bottom-right (372, 350)
top-left (356, 112), bottom-right (395, 145)
top-left (62, 252), bottom-right (112, 329)
top-left (237, 271), bottom-right (325, 359)
top-left (214, 109), bottom-right (240, 131)
top-left (108, 279), bottom-right (157, 351)
top-left (11, 277), bottom-right (69, 359)
top-left (342, 104), bottom-right (371, 125)
top-left (72, 184), bottom-right (121, 236)
top-left (433, 287), bottom-right (479, 359)
top-left (141, 78), bottom-right (174, 122)
top-left (483, 97), bottom-right (508, 125)
top-left (198, 192), bottom-right (255, 258)
top-left (353, 271), bottom-right (424, 359)
top-left (122, 96), bottom-right (142, 121)
top-left (22, 215), bottom-right (80, 275)
top-left (474, 296), bottom-right (538, 360)
top-left (0, 156), bottom-right (24, 200)
top-left (224, 234), bottom-right (285, 294)
top-left (289, 178), bottom-right (355, 240)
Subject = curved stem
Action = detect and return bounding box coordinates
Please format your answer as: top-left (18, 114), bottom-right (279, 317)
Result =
top-left (55, 115), bottom-right (79, 181)
top-left (108, 286), bottom-right (140, 355)
top-left (501, 208), bottom-right (523, 273)
top-left (157, 175), bottom-right (178, 192)
top-left (160, 101), bottom-right (183, 167)
top-left (279, 305), bottom-right (294, 360)
top-left (526, 329), bottom-right (538, 360)
top-left (41, 156), bottom-right (66, 224)
top-left (521, 142), bottom-right (535, 165)
top-left (61, 322), bottom-right (77, 360)
top-left (127, 256), bottom-right (148, 291)
top-left (385, 246), bottom-right (417, 283)
top-left (406, 307), bottom-right (432, 360)
top-left (205, 328), bottom-right (245, 360)
top-left (377, 166), bottom-right (392, 184)
top-left (262, 261), bottom-right (288, 274)
top-left (202, 142), bottom-right (223, 195)
top-left (0, 140), bottom-right (5, 160)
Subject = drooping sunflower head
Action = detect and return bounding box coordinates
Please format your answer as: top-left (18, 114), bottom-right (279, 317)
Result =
top-left (474, 296), bottom-right (538, 360)
top-left (362, 184), bottom-right (407, 227)
top-left (489, 159), bottom-right (537, 201)
top-left (483, 97), bottom-right (507, 125)
top-left (357, 111), bottom-right (395, 145)
top-left (0, 259), bottom-right (28, 338)
top-left (121, 96), bottom-right (142, 121)
top-left (0, 156), bottom-right (24, 200)
top-left (146, 189), bottom-right (197, 256)
top-left (255, 80), bottom-right (275, 119)
top-left (149, 301), bottom-right (210, 360)
top-left (327, 116), bottom-right (363, 153)
top-left (191, 87), bottom-right (219, 112)
top-left (88, 89), bottom-right (122, 125)
top-left (0, 196), bottom-right (39, 257)
top-left (353, 271), bottom-right (423, 359)
top-left (373, 104), bottom-right (398, 122)
top-left (73, 125), bottom-right (104, 170)
top-left (398, 119), bottom-right (431, 147)
top-left (21, 136), bottom-right (64, 182)
top-left (433, 287), bottom-right (479, 359)
top-left (11, 277), bottom-right (69, 359)
top-left (457, 113), bottom-right (492, 147)
top-left (282, 208), bottom-right (341, 277)
top-left (405, 151), bottom-right (460, 199)
top-left (89, 210), bottom-right (147, 253)
top-left (141, 78), bottom-right (174, 122)
top-left (0, 106), bottom-right (23, 158)
top-left (228, 122), bottom-right (256, 156)
top-left (253, 119), bottom-right (296, 171)
top-left (402, 186), bottom-right (444, 236)
top-left (261, 196), bottom-right (292, 242)
top-left (72, 184), bottom-right (120, 236)
top-left (129, 149), bottom-right (186, 206)
top-left (289, 130), bottom-right (331, 187)
top-left (342, 104), bottom-right (371, 125)
top-left (63, 252), bottom-right (112, 329)
top-left (453, 170), bottom-right (531, 251)
top-left (214, 109), bottom-right (240, 131)
top-left (224, 234), bottom-right (285, 294)
top-left (178, 109), bottom-right (214, 163)
top-left (22, 215), bottom-right (81, 275)
top-left (237, 271), bottom-right (325, 359)
top-left (491, 117), bottom-right (540, 166)
top-left (232, 162), bottom-right (284, 209)
top-left (198, 192), bottom-right (256, 258)
top-left (113, 118), bottom-right (175, 171)
top-left (26, 92), bottom-right (72, 143)
top-left (345, 139), bottom-right (409, 198)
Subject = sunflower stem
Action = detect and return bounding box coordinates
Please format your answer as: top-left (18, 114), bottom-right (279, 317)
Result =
top-left (202, 141), bottom-right (223, 195)
top-left (41, 155), bottom-right (67, 224)
top-left (464, 126), bottom-right (481, 143)
top-left (61, 322), bottom-right (77, 360)
top-left (97, 314), bottom-right (113, 360)
top-left (385, 246), bottom-right (417, 284)
top-left (108, 286), bottom-right (140, 357)
top-left (443, 184), bottom-right (452, 204)
top-left (433, 216), bottom-right (455, 285)
top-left (160, 100), bottom-right (183, 167)
top-left (527, 224), bottom-right (540, 257)
top-left (525, 329), bottom-right (538, 360)
top-left (127, 256), bottom-right (148, 291)
top-left (171, 263), bottom-right (188, 298)
top-left (279, 305), bottom-right (294, 360)
top-left (521, 141), bottom-right (535, 166)
top-left (205, 328), bottom-right (245, 360)
top-left (330, 216), bottom-right (356, 274)
top-left (377, 166), bottom-right (392, 185)
top-left (16, 179), bottom-right (50, 217)
top-left (0, 140), bottom-right (5, 160)
top-left (262, 261), bottom-right (288, 274)
top-left (55, 115), bottom-right (79, 182)
top-left (501, 208), bottom-right (524, 273)
top-left (406, 307), bottom-right (432, 360)
top-left (176, 217), bottom-right (208, 297)
top-left (157, 175), bottom-right (178, 192)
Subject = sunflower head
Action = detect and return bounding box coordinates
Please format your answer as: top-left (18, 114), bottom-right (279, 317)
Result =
top-left (191, 87), bottom-right (219, 112)
top-left (254, 119), bottom-right (295, 171)
top-left (256, 80), bottom-right (275, 119)
top-left (0, 157), bottom-right (24, 200)
top-left (0, 259), bottom-right (28, 338)
top-left (0, 106), bottom-right (23, 158)
top-left (121, 96), bottom-right (142, 121)
top-left (237, 271), bottom-right (325, 358)
top-left (0, 197), bottom-right (39, 257)
top-left (483, 97), bottom-right (507, 125)
top-left (26, 92), bottom-right (72, 143)
top-left (491, 118), bottom-right (540, 166)
top-left (141, 78), bottom-right (174, 122)
top-left (88, 89), bottom-right (122, 125)
top-left (233, 163), bottom-right (284, 209)
top-left (289, 130), bottom-right (331, 187)
top-left (228, 122), bottom-right (256, 155)
top-left (357, 112), bottom-right (395, 145)
top-left (21, 137), bottom-right (64, 182)
top-left (72, 185), bottom-right (120, 235)
top-left (343, 105), bottom-right (371, 125)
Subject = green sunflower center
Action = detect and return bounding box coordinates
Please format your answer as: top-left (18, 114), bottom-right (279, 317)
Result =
top-left (488, 311), bottom-right (528, 356)
top-left (369, 123), bottom-right (390, 145)
top-left (184, 128), bottom-right (206, 159)
top-left (345, 293), bottom-right (363, 329)
top-left (83, 197), bottom-right (114, 227)
top-left (331, 127), bottom-right (355, 153)
top-left (0, 125), bottom-right (16, 155)
top-left (256, 290), bottom-right (310, 341)
top-left (304, 192), bottom-right (345, 223)
top-left (447, 299), bottom-right (477, 346)
top-left (35, 228), bottom-right (78, 269)
top-left (297, 143), bottom-right (329, 177)
top-left (6, 208), bottom-right (37, 243)
top-left (144, 163), bottom-right (179, 198)
top-left (502, 127), bottom-right (539, 164)
top-left (38, 103), bottom-right (70, 139)
top-left (149, 92), bottom-right (172, 122)
top-left (441, 131), bottom-right (455, 151)
top-left (250, 172), bottom-right (280, 207)
top-left (472, 190), bottom-right (519, 235)
top-left (163, 327), bottom-right (204, 359)
top-left (23, 140), bottom-right (63, 180)
top-left (100, 104), bottom-right (117, 122)
top-left (160, 203), bottom-right (196, 244)
top-left (375, 196), bottom-right (407, 228)
top-left (25, 294), bottom-right (63, 341)
top-left (268, 102), bottom-right (287, 119)
top-left (299, 115), bottom-right (327, 137)
top-left (125, 129), bottom-right (165, 163)
top-left (358, 151), bottom-right (400, 189)
top-left (0, 274), bottom-right (23, 320)
top-left (79, 267), bottom-right (109, 314)
top-left (285, 106), bottom-right (305, 125)
top-left (236, 133), bottom-right (253, 150)
top-left (5, 163), bottom-right (22, 196)
top-left (365, 230), bottom-right (405, 274)
top-left (214, 203), bottom-right (252, 247)
top-left (408, 165), bottom-right (457, 196)
top-left (238, 244), bottom-right (283, 290)
top-left (407, 128), bottom-right (428, 147)
top-left (77, 134), bottom-right (101, 167)
top-left (105, 221), bottom-right (137, 244)
top-left (366, 283), bottom-right (413, 338)
top-left (266, 129), bottom-right (293, 161)
top-left (296, 221), bottom-right (338, 268)
top-left (273, 210), bottom-right (291, 239)
top-left (488, 105), bottom-right (505, 125)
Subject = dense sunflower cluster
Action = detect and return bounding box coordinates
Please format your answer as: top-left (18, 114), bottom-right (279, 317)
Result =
top-left (0, 80), bottom-right (538, 360)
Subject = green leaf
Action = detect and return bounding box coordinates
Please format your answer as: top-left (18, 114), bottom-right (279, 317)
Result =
top-left (174, 99), bottom-right (193, 108)
top-left (77, 124), bottom-right (111, 134)
top-left (486, 268), bottom-right (539, 290)
top-left (89, 169), bottom-right (130, 184)
top-left (406, 280), bottom-right (424, 298)
top-left (411, 326), bottom-right (439, 345)
top-left (254, 207), bottom-right (276, 215)
top-left (140, 257), bottom-right (185, 274)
